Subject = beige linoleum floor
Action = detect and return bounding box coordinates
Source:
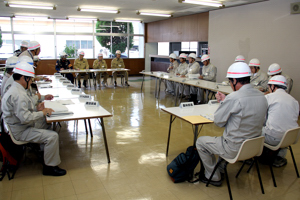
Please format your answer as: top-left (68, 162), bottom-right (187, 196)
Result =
top-left (1, 76), bottom-right (300, 200)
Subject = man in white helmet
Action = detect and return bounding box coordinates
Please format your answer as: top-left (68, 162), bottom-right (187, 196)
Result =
top-left (56, 52), bottom-right (74, 84)
top-left (74, 51), bottom-right (89, 88)
top-left (235, 55), bottom-right (245, 62)
top-left (14, 40), bottom-right (29, 57)
top-left (1, 56), bottom-right (18, 96)
top-left (166, 53), bottom-right (179, 93)
top-left (1, 62), bottom-right (66, 176)
top-left (266, 63), bottom-right (292, 94)
top-left (196, 62), bottom-right (268, 186)
top-left (111, 50), bottom-right (130, 87)
top-left (262, 75), bottom-right (299, 167)
top-left (249, 58), bottom-right (268, 92)
top-left (93, 53), bottom-right (108, 87)
top-left (19, 41), bottom-right (41, 59)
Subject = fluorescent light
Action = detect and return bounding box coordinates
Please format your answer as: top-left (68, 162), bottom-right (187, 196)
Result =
top-left (68, 16), bottom-right (98, 21)
top-left (78, 7), bottom-right (119, 14)
top-left (5, 2), bottom-right (56, 10)
top-left (115, 19), bottom-right (142, 23)
top-left (179, 0), bottom-right (223, 7)
top-left (137, 11), bottom-right (172, 17)
top-left (14, 15), bottom-right (49, 20)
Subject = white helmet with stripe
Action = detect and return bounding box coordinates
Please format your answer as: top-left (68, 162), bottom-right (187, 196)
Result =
top-left (116, 50), bottom-right (121, 55)
top-left (201, 54), bottom-right (210, 62)
top-left (98, 53), bottom-right (103, 57)
top-left (248, 58), bottom-right (260, 67)
top-left (235, 55), bottom-right (245, 62)
top-left (226, 62), bottom-right (252, 78)
top-left (268, 75), bottom-right (287, 88)
top-left (267, 63), bottom-right (282, 76)
top-left (79, 51), bottom-right (85, 56)
top-left (28, 41), bottom-right (41, 50)
top-left (169, 53), bottom-right (177, 59)
top-left (188, 53), bottom-right (197, 59)
top-left (179, 53), bottom-right (187, 59)
top-left (20, 40), bottom-right (29, 48)
top-left (5, 56), bottom-right (18, 69)
top-left (13, 61), bottom-right (35, 77)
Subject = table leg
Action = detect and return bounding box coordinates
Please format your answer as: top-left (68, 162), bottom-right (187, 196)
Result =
top-left (193, 125), bottom-right (203, 146)
top-left (99, 118), bottom-right (111, 163)
top-left (205, 89), bottom-right (209, 103)
top-left (166, 115), bottom-right (176, 156)
top-left (88, 119), bottom-right (93, 137)
top-left (53, 122), bottom-right (56, 131)
top-left (180, 84), bottom-right (185, 104)
top-left (174, 83), bottom-right (180, 106)
top-left (158, 78), bottom-right (162, 99)
top-left (99, 72), bottom-right (102, 88)
top-left (140, 74), bottom-right (145, 92)
top-left (84, 119), bottom-right (89, 136)
top-left (155, 78), bottom-right (158, 98)
top-left (89, 73), bottom-right (91, 88)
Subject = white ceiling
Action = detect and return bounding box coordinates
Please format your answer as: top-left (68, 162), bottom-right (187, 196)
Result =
top-left (0, 0), bottom-right (268, 23)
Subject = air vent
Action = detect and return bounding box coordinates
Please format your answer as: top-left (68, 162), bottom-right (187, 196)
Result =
top-left (291, 2), bottom-right (300, 14)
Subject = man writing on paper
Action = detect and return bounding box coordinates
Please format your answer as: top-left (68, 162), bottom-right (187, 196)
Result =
top-left (196, 62), bottom-right (268, 186)
top-left (1, 62), bottom-right (66, 176)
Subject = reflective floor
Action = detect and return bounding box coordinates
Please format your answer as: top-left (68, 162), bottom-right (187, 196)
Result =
top-left (1, 76), bottom-right (300, 200)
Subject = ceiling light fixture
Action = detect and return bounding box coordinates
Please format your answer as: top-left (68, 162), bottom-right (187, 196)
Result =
top-left (5, 1), bottom-right (56, 10)
top-left (137, 11), bottom-right (172, 17)
top-left (115, 19), bottom-right (142, 23)
top-left (77, 7), bottom-right (119, 14)
top-left (178, 0), bottom-right (223, 7)
top-left (14, 14), bottom-right (49, 19)
top-left (67, 16), bottom-right (99, 21)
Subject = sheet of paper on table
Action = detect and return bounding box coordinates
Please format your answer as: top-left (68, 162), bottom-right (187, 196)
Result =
top-left (182, 115), bottom-right (213, 124)
top-left (44, 101), bottom-right (73, 116)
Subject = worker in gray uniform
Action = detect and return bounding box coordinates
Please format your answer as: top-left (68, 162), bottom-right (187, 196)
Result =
top-left (263, 75), bottom-right (299, 167)
top-left (196, 62), bottom-right (268, 186)
top-left (249, 58), bottom-right (268, 92)
top-left (266, 63), bottom-right (293, 94)
top-left (19, 41), bottom-right (41, 60)
top-left (174, 53), bottom-right (188, 96)
top-left (1, 56), bottom-right (18, 96)
top-left (166, 53), bottom-right (179, 94)
top-left (1, 62), bottom-right (66, 176)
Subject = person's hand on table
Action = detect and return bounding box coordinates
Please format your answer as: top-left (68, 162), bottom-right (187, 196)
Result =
top-left (42, 108), bottom-right (54, 116)
top-left (37, 102), bottom-right (45, 111)
top-left (60, 68), bottom-right (64, 71)
top-left (44, 94), bottom-right (54, 100)
top-left (199, 75), bottom-right (203, 79)
top-left (180, 75), bottom-right (186, 78)
top-left (216, 91), bottom-right (226, 103)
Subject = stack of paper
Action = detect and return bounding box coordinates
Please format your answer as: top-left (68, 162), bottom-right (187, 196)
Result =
top-left (44, 101), bottom-right (73, 116)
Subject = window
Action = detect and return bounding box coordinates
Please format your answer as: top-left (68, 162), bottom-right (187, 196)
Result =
top-left (181, 41), bottom-right (198, 56)
top-left (56, 20), bottom-right (93, 33)
top-left (13, 18), bottom-right (54, 32)
top-left (129, 36), bottom-right (144, 58)
top-left (0, 17), bottom-right (11, 31)
top-left (0, 33), bottom-right (14, 58)
top-left (131, 22), bottom-right (144, 35)
top-left (57, 36), bottom-right (93, 58)
top-left (158, 42), bottom-right (169, 56)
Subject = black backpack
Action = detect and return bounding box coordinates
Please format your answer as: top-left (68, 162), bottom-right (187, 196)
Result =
top-left (167, 146), bottom-right (200, 183)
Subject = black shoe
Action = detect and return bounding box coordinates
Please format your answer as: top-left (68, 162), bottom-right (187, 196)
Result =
top-left (78, 81), bottom-right (81, 88)
top-left (273, 156), bottom-right (287, 168)
top-left (114, 81), bottom-right (117, 87)
top-left (83, 80), bottom-right (87, 88)
top-left (199, 175), bottom-right (222, 187)
top-left (125, 81), bottom-right (130, 86)
top-left (43, 166), bottom-right (67, 176)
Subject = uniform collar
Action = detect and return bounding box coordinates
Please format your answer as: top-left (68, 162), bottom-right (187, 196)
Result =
top-left (13, 81), bottom-right (26, 92)
top-left (238, 83), bottom-right (253, 91)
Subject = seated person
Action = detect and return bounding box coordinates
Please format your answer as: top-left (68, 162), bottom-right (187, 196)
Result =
top-left (174, 53), bottom-right (188, 95)
top-left (249, 58), bottom-right (268, 92)
top-left (166, 53), bottom-right (179, 94)
top-left (1, 62), bottom-right (66, 176)
top-left (196, 62), bottom-right (268, 186)
top-left (266, 63), bottom-right (292, 94)
top-left (93, 53), bottom-right (109, 87)
top-left (1, 56), bottom-right (18, 96)
top-left (234, 55), bottom-right (245, 62)
top-left (56, 52), bottom-right (74, 84)
top-left (263, 75), bottom-right (299, 167)
top-left (111, 50), bottom-right (129, 87)
top-left (14, 40), bottom-right (28, 57)
top-left (190, 54), bottom-right (217, 104)
top-left (74, 51), bottom-right (89, 88)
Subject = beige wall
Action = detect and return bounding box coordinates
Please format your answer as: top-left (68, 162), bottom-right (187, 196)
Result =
top-left (209, 0), bottom-right (300, 102)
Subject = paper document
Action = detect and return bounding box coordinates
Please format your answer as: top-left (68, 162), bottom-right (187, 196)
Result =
top-left (44, 101), bottom-right (69, 113)
top-left (54, 100), bottom-right (75, 105)
top-left (182, 115), bottom-right (213, 124)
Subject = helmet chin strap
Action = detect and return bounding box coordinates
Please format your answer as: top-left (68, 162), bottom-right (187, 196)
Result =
top-left (230, 79), bottom-right (237, 91)
top-left (24, 76), bottom-right (30, 90)
top-left (270, 85), bottom-right (275, 93)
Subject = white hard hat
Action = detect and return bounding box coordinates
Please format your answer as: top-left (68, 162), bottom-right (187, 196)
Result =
top-left (33, 56), bottom-right (40, 62)
top-left (116, 50), bottom-right (121, 55)
top-left (20, 40), bottom-right (29, 48)
top-left (249, 58), bottom-right (260, 67)
top-left (201, 54), bottom-right (210, 62)
top-left (13, 61), bottom-right (35, 77)
top-left (169, 53), bottom-right (177, 59)
top-left (28, 41), bottom-right (40, 50)
top-left (5, 56), bottom-right (18, 69)
top-left (60, 52), bottom-right (67, 57)
top-left (179, 53), bottom-right (187, 59)
top-left (235, 55), bottom-right (245, 62)
top-left (17, 56), bottom-right (34, 65)
top-left (79, 51), bottom-right (85, 56)
top-left (188, 53), bottom-right (197, 59)
top-left (267, 63), bottom-right (282, 76)
top-left (268, 75), bottom-right (287, 88)
top-left (98, 53), bottom-right (103, 57)
top-left (226, 62), bottom-right (252, 78)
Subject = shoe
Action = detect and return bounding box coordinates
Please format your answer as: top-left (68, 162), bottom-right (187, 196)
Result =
top-left (125, 81), bottom-right (130, 86)
top-left (78, 81), bottom-right (81, 88)
top-left (83, 80), bottom-right (87, 88)
top-left (273, 156), bottom-right (287, 168)
top-left (199, 175), bottom-right (222, 187)
top-left (43, 166), bottom-right (67, 176)
top-left (114, 81), bottom-right (117, 87)
top-left (101, 81), bottom-right (106, 86)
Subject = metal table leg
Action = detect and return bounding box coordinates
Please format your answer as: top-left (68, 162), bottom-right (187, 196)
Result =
top-left (166, 115), bottom-right (176, 156)
top-left (88, 119), bottom-right (93, 137)
top-left (99, 118), bottom-right (110, 163)
top-left (155, 78), bottom-right (158, 98)
top-left (158, 78), bottom-right (162, 99)
top-left (140, 74), bottom-right (145, 92)
top-left (84, 119), bottom-right (88, 135)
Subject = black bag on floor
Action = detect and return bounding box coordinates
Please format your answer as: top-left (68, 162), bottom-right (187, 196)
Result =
top-left (167, 146), bottom-right (200, 183)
